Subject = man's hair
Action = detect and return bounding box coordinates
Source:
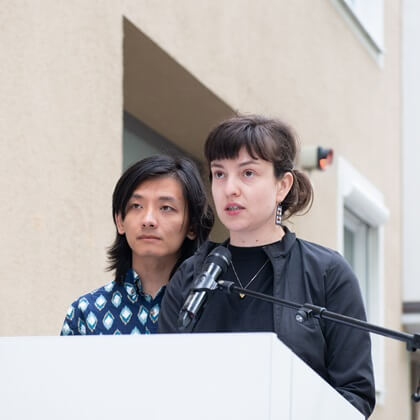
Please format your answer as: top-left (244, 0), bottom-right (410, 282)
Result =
top-left (107, 154), bottom-right (214, 281)
top-left (204, 114), bottom-right (313, 220)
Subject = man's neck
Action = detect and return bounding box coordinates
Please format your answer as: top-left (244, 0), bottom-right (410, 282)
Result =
top-left (132, 255), bottom-right (177, 298)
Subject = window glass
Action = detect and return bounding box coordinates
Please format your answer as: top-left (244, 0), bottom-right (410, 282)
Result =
top-left (343, 209), bottom-right (370, 314)
top-left (341, 0), bottom-right (384, 51)
top-left (123, 112), bottom-right (190, 170)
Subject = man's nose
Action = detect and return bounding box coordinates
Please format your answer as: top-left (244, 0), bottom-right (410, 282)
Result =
top-left (141, 207), bottom-right (157, 228)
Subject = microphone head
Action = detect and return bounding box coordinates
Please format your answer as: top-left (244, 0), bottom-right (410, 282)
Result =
top-left (205, 246), bottom-right (232, 272)
top-left (177, 246), bottom-right (231, 332)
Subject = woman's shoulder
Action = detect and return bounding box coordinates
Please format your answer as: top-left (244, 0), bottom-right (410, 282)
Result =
top-left (170, 240), bottom-right (227, 284)
top-left (294, 236), bottom-right (349, 272)
top-left (293, 238), bottom-right (360, 303)
top-left (184, 239), bottom-right (226, 266)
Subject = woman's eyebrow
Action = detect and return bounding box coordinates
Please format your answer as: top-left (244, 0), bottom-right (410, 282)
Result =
top-left (210, 159), bottom-right (259, 168)
top-left (238, 160), bottom-right (259, 167)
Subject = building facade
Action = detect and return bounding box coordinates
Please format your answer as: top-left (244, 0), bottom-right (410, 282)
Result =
top-left (0, 0), bottom-right (412, 418)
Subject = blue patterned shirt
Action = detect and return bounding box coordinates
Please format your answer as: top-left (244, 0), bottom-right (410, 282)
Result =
top-left (60, 269), bottom-right (165, 335)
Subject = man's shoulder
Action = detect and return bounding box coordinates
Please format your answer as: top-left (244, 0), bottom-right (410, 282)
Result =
top-left (62, 280), bottom-right (128, 335)
top-left (68, 280), bottom-right (120, 313)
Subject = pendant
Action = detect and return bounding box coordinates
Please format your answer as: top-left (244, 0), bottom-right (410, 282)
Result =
top-left (239, 293), bottom-right (245, 299)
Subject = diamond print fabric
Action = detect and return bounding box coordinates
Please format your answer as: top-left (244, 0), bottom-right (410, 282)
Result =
top-left (60, 269), bottom-right (165, 335)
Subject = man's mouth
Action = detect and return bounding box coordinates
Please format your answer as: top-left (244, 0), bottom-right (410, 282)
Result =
top-left (138, 235), bottom-right (161, 240)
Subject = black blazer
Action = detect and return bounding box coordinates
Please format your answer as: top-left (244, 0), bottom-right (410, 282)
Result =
top-left (159, 229), bottom-right (375, 417)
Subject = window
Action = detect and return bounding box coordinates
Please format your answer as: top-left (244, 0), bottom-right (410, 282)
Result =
top-left (343, 209), bottom-right (370, 312)
top-left (337, 157), bottom-right (389, 402)
top-left (123, 112), bottom-right (192, 171)
top-left (332, 0), bottom-right (384, 64)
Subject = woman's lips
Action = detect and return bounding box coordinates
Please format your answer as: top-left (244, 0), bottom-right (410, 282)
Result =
top-left (225, 203), bottom-right (244, 215)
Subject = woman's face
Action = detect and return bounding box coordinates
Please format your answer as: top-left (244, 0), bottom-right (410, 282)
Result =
top-left (210, 147), bottom-right (292, 246)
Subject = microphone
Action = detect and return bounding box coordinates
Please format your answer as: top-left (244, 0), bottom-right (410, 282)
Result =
top-left (177, 246), bottom-right (231, 332)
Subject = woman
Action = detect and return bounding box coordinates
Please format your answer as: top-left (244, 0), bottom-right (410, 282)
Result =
top-left (61, 154), bottom-right (214, 335)
top-left (159, 116), bottom-right (375, 417)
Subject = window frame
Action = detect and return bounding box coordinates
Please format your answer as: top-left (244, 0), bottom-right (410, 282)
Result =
top-left (337, 156), bottom-right (389, 403)
top-left (331, 0), bottom-right (385, 65)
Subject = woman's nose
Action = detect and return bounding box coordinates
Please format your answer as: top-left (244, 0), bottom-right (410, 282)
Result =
top-left (224, 176), bottom-right (240, 197)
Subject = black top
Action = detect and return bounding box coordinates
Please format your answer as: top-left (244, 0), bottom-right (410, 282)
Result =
top-left (194, 243), bottom-right (274, 333)
top-left (159, 229), bottom-right (376, 417)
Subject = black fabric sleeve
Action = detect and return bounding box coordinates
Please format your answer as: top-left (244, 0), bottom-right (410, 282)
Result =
top-left (158, 259), bottom-right (195, 333)
top-left (322, 253), bottom-right (376, 417)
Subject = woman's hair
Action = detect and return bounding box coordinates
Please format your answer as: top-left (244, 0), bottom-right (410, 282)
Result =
top-left (204, 114), bottom-right (313, 219)
top-left (107, 154), bottom-right (214, 282)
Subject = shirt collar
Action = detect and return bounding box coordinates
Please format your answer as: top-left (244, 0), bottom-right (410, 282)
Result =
top-left (123, 268), bottom-right (166, 301)
top-left (262, 226), bottom-right (296, 258)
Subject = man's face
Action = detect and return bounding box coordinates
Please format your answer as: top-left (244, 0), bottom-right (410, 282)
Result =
top-left (115, 176), bottom-right (194, 266)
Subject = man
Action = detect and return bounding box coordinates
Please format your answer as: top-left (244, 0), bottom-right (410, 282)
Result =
top-left (61, 155), bottom-right (213, 335)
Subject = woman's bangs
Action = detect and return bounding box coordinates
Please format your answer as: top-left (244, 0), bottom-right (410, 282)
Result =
top-left (206, 129), bottom-right (273, 163)
top-left (206, 134), bottom-right (244, 162)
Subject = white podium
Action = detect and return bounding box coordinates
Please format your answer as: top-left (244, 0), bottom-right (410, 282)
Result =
top-left (0, 333), bottom-right (362, 420)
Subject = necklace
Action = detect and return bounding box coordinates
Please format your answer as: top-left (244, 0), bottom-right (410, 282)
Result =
top-left (230, 258), bottom-right (269, 299)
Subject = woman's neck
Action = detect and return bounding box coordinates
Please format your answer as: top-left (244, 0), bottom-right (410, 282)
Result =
top-left (230, 225), bottom-right (285, 247)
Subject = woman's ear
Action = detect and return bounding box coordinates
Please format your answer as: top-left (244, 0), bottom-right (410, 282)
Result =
top-left (276, 172), bottom-right (294, 203)
top-left (186, 227), bottom-right (197, 240)
top-left (115, 213), bottom-right (125, 235)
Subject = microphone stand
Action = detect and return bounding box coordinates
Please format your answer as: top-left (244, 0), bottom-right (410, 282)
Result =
top-left (214, 280), bottom-right (420, 402)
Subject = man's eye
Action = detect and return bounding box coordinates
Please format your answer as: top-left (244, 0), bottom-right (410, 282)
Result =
top-left (129, 203), bottom-right (142, 209)
top-left (213, 171), bottom-right (225, 179)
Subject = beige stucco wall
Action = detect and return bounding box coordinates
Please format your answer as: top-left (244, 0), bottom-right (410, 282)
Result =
top-left (0, 0), bottom-right (409, 418)
top-left (0, 0), bottom-right (122, 335)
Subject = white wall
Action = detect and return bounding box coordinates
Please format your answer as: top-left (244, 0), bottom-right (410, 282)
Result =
top-left (403, 0), bottom-right (420, 303)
